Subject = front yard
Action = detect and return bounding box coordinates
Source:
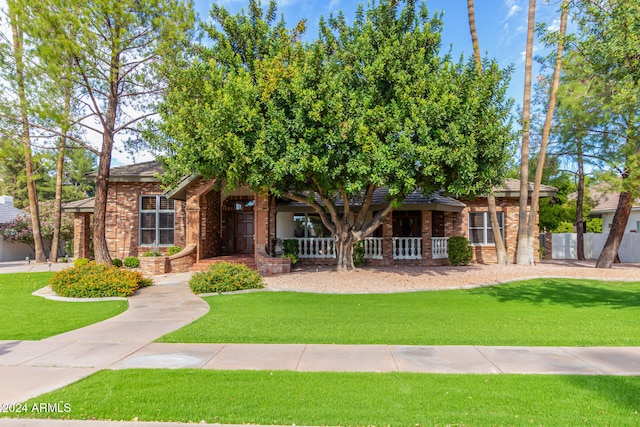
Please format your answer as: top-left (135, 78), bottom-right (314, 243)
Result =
top-left (0, 273), bottom-right (128, 340)
top-left (159, 278), bottom-right (640, 346)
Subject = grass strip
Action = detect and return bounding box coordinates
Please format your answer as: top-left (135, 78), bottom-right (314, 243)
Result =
top-left (0, 273), bottom-right (128, 340)
top-left (159, 278), bottom-right (640, 346)
top-left (11, 369), bottom-right (640, 426)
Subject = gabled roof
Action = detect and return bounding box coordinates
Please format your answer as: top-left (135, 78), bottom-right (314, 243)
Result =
top-left (0, 203), bottom-right (25, 224)
top-left (86, 161), bottom-right (163, 182)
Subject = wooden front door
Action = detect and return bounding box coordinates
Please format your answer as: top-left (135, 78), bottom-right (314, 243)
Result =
top-left (234, 211), bottom-right (254, 254)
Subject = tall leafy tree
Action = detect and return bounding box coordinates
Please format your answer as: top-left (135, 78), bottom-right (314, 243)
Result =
top-left (34, 0), bottom-right (195, 264)
top-left (155, 0), bottom-right (513, 270)
top-left (566, 0), bottom-right (640, 268)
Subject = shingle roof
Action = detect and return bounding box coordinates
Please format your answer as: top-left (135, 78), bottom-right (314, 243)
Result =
top-left (0, 203), bottom-right (25, 224)
top-left (62, 197), bottom-right (95, 213)
top-left (494, 178), bottom-right (557, 197)
top-left (87, 161), bottom-right (163, 182)
top-left (590, 192), bottom-right (640, 215)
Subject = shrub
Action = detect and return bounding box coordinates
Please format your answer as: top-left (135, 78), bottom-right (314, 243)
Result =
top-left (353, 241), bottom-right (365, 267)
top-left (447, 236), bottom-right (473, 266)
top-left (74, 257), bottom-right (89, 268)
top-left (167, 246), bottom-right (182, 256)
top-left (142, 251), bottom-right (162, 257)
top-left (282, 239), bottom-right (300, 264)
top-left (112, 258), bottom-right (123, 267)
top-left (50, 262), bottom-right (153, 298)
top-left (64, 239), bottom-right (74, 257)
top-left (189, 262), bottom-right (263, 294)
top-left (124, 256), bottom-right (140, 268)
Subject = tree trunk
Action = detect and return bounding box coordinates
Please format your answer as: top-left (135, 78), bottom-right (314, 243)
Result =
top-left (575, 138), bottom-right (585, 260)
top-left (92, 120), bottom-right (115, 264)
top-left (466, 0), bottom-right (509, 266)
top-left (595, 191), bottom-right (632, 268)
top-left (526, 0), bottom-right (569, 260)
top-left (516, 0), bottom-right (537, 266)
top-left (335, 234), bottom-right (356, 271)
top-left (50, 72), bottom-right (72, 263)
top-left (9, 1), bottom-right (46, 263)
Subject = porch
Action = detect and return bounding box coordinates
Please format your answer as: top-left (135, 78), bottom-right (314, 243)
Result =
top-left (293, 236), bottom-right (450, 261)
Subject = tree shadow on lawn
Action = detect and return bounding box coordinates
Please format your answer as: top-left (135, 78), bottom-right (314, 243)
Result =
top-left (470, 279), bottom-right (640, 309)
top-left (563, 375), bottom-right (640, 415)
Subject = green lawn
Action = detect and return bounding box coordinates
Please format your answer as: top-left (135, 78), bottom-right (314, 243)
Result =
top-left (12, 369), bottom-right (640, 426)
top-left (0, 273), bottom-right (128, 340)
top-left (159, 278), bottom-right (640, 346)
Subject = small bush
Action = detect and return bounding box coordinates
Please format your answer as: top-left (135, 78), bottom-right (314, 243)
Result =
top-left (448, 236), bottom-right (473, 266)
top-left (282, 239), bottom-right (300, 264)
top-left (189, 262), bottom-right (263, 294)
top-left (74, 257), bottom-right (89, 268)
top-left (50, 262), bottom-right (153, 298)
top-left (142, 251), bottom-right (162, 257)
top-left (167, 246), bottom-right (182, 256)
top-left (112, 258), bottom-right (123, 267)
top-left (353, 241), bottom-right (365, 267)
top-left (64, 239), bottom-right (74, 257)
top-left (124, 256), bottom-right (140, 268)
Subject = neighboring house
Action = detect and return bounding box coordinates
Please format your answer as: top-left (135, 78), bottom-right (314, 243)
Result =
top-left (590, 192), bottom-right (640, 233)
top-left (63, 161), bottom-right (556, 273)
top-left (0, 196), bottom-right (34, 262)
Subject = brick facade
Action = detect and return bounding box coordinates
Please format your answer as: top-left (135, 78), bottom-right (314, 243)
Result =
top-left (72, 175), bottom-right (541, 269)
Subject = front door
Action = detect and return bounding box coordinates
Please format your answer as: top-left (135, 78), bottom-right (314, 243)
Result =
top-left (234, 211), bottom-right (254, 254)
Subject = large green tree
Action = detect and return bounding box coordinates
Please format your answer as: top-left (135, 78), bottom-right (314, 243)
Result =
top-left (155, 0), bottom-right (514, 270)
top-left (30, 0), bottom-right (195, 264)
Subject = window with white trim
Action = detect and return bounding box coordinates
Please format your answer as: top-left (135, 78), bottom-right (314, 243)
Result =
top-left (139, 195), bottom-right (175, 245)
top-left (468, 212), bottom-right (504, 245)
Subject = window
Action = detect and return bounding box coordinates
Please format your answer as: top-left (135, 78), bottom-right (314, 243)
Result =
top-left (140, 195), bottom-right (175, 246)
top-left (293, 213), bottom-right (330, 238)
top-left (392, 211), bottom-right (421, 237)
top-left (468, 212), bottom-right (503, 245)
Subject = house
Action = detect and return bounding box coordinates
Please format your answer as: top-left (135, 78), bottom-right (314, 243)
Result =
top-left (0, 195), bottom-right (34, 262)
top-left (590, 192), bottom-right (640, 233)
top-left (63, 161), bottom-right (557, 274)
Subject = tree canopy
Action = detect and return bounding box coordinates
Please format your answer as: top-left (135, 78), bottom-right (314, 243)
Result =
top-left (153, 0), bottom-right (514, 269)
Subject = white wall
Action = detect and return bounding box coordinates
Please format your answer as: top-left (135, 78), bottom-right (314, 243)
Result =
top-left (602, 210), bottom-right (640, 233)
top-left (552, 232), bottom-right (640, 262)
top-left (0, 240), bottom-right (34, 262)
top-left (276, 212), bottom-right (296, 239)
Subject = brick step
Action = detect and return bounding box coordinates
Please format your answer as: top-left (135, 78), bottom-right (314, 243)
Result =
top-left (190, 256), bottom-right (257, 272)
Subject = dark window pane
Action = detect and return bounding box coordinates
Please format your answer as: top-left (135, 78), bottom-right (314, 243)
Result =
top-left (469, 229), bottom-right (484, 244)
top-left (140, 213), bottom-right (156, 228)
top-left (141, 230), bottom-right (156, 245)
top-left (469, 213), bottom-right (485, 227)
top-left (141, 196), bottom-right (156, 210)
top-left (159, 212), bottom-right (174, 228)
top-left (159, 230), bottom-right (174, 245)
top-left (159, 197), bottom-right (174, 210)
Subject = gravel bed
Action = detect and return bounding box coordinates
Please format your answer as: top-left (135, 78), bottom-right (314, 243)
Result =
top-left (263, 260), bottom-right (640, 293)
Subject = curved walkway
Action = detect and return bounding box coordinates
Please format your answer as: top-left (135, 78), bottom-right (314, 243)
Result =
top-left (2, 265), bottom-right (640, 427)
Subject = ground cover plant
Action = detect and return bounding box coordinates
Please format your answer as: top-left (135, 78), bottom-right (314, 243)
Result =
top-left (50, 262), bottom-right (152, 298)
top-left (160, 279), bottom-right (640, 346)
top-left (14, 369), bottom-right (640, 425)
top-left (0, 273), bottom-right (127, 340)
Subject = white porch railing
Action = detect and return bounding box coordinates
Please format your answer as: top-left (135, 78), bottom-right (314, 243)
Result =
top-left (393, 237), bottom-right (422, 260)
top-left (431, 237), bottom-right (449, 259)
top-left (363, 237), bottom-right (383, 259)
top-left (298, 238), bottom-right (335, 258)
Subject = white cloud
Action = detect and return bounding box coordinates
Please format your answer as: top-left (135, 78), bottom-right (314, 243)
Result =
top-left (504, 0), bottom-right (522, 21)
top-left (519, 44), bottom-right (540, 63)
top-left (329, 0), bottom-right (341, 11)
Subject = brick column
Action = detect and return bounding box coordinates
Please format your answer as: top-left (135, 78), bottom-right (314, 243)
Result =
top-left (421, 210), bottom-right (433, 260)
top-left (382, 212), bottom-right (393, 265)
top-left (73, 212), bottom-right (91, 259)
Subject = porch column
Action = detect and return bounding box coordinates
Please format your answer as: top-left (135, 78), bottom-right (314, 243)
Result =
top-left (382, 211), bottom-right (393, 265)
top-left (254, 193), bottom-right (270, 254)
top-left (421, 210), bottom-right (433, 260)
top-left (73, 213), bottom-right (91, 259)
